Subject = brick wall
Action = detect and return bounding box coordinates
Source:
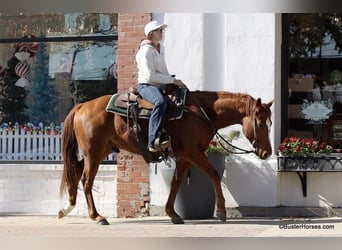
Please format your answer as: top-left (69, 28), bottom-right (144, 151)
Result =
top-left (116, 13), bottom-right (151, 217)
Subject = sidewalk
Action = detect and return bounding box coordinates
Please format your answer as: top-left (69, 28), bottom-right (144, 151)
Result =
top-left (0, 215), bottom-right (342, 237)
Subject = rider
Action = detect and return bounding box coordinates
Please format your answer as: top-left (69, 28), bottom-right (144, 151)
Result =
top-left (136, 20), bottom-right (185, 152)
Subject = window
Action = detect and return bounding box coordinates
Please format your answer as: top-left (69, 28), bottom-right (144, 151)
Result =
top-left (0, 13), bottom-right (118, 161)
top-left (0, 13), bottom-right (118, 124)
top-left (282, 13), bottom-right (342, 148)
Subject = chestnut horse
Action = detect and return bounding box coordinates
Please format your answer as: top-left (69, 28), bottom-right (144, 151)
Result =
top-left (58, 91), bottom-right (273, 225)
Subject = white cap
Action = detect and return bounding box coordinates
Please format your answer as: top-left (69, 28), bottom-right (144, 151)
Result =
top-left (144, 20), bottom-right (167, 36)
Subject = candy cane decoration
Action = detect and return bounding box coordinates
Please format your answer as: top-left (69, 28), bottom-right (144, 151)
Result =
top-left (13, 36), bottom-right (40, 87)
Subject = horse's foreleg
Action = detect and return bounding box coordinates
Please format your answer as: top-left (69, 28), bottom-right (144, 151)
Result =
top-left (165, 158), bottom-right (190, 224)
top-left (191, 153), bottom-right (227, 222)
top-left (82, 158), bottom-right (109, 225)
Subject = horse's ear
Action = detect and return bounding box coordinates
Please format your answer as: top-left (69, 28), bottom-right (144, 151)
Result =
top-left (266, 100), bottom-right (274, 108)
top-left (256, 98), bottom-right (262, 107)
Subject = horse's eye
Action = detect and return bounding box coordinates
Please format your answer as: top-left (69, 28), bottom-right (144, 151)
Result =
top-left (257, 121), bottom-right (263, 128)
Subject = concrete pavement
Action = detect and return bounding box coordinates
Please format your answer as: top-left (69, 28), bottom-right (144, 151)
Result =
top-left (0, 215), bottom-right (342, 237)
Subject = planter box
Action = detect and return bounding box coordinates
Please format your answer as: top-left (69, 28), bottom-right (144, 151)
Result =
top-left (277, 154), bottom-right (342, 172)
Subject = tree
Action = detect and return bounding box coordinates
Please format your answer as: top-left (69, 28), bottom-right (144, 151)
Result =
top-left (0, 51), bottom-right (29, 123)
top-left (26, 42), bottom-right (59, 124)
top-left (288, 14), bottom-right (342, 59)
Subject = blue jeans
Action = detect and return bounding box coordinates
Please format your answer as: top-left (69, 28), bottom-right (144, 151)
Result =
top-left (137, 84), bottom-right (168, 146)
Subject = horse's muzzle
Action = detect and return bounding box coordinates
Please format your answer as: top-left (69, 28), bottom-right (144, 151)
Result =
top-left (255, 147), bottom-right (271, 160)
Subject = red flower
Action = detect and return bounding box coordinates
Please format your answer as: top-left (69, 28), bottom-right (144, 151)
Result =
top-left (277, 137), bottom-right (334, 156)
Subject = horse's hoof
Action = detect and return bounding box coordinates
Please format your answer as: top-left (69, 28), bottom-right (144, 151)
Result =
top-left (216, 211), bottom-right (227, 222)
top-left (58, 209), bottom-right (65, 219)
top-left (97, 218), bottom-right (110, 225)
top-left (171, 217), bottom-right (184, 224)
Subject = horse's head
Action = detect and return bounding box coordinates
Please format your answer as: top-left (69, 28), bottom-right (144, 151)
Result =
top-left (242, 98), bottom-right (273, 160)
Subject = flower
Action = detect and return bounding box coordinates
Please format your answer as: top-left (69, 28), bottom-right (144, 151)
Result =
top-left (277, 137), bottom-right (334, 156)
top-left (0, 122), bottom-right (62, 134)
top-left (206, 130), bottom-right (240, 155)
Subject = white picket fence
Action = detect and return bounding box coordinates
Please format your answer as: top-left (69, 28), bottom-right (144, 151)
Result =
top-left (0, 128), bottom-right (116, 162)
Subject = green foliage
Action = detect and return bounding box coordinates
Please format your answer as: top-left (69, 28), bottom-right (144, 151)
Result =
top-left (329, 70), bottom-right (342, 85)
top-left (206, 130), bottom-right (240, 155)
top-left (288, 14), bottom-right (342, 59)
top-left (27, 42), bottom-right (59, 124)
top-left (0, 53), bottom-right (29, 123)
top-left (278, 137), bottom-right (334, 156)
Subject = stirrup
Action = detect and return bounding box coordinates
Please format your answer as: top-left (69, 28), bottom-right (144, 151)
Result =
top-left (148, 146), bottom-right (161, 153)
top-left (154, 137), bottom-right (170, 150)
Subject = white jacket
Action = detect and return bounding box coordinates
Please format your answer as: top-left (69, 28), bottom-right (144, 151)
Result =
top-left (136, 43), bottom-right (175, 84)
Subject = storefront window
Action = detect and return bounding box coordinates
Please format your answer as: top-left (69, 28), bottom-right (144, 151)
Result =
top-left (0, 13), bottom-right (117, 162)
top-left (0, 13), bottom-right (118, 125)
top-left (284, 13), bottom-right (342, 148)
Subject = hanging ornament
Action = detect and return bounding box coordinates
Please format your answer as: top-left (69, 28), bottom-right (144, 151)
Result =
top-left (14, 51), bottom-right (30, 61)
top-left (14, 61), bottom-right (30, 87)
top-left (15, 77), bottom-right (29, 87)
top-left (28, 42), bottom-right (40, 56)
top-left (15, 61), bottom-right (30, 78)
top-left (17, 42), bottom-right (29, 52)
top-left (12, 35), bottom-right (39, 88)
top-left (16, 35), bottom-right (40, 57)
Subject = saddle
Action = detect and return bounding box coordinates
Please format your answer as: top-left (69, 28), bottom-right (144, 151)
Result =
top-left (106, 86), bottom-right (187, 120)
top-left (105, 86), bottom-right (187, 163)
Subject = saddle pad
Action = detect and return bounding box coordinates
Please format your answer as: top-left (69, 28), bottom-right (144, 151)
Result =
top-left (106, 88), bottom-right (187, 120)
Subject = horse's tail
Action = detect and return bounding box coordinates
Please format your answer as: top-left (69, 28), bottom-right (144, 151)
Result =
top-left (59, 104), bottom-right (83, 198)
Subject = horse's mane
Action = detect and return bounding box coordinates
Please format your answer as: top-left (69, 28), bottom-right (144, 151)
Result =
top-left (190, 90), bottom-right (256, 117)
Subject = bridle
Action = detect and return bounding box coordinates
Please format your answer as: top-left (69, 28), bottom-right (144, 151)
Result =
top-left (251, 110), bottom-right (259, 148)
top-left (187, 90), bottom-right (260, 155)
top-left (215, 110), bottom-right (258, 155)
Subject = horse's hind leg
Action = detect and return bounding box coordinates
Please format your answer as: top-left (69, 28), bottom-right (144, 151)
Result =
top-left (58, 160), bottom-right (84, 219)
top-left (81, 157), bottom-right (109, 225)
top-left (165, 158), bottom-right (191, 224)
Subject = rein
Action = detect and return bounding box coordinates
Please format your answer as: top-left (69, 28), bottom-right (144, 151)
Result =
top-left (186, 90), bottom-right (256, 155)
top-left (215, 132), bottom-right (255, 155)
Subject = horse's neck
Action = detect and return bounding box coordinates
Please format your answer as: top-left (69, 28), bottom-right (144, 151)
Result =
top-left (212, 92), bottom-right (253, 129)
top-left (188, 91), bottom-right (254, 129)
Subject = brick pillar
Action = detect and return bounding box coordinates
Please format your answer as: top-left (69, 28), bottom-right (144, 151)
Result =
top-left (116, 13), bottom-right (151, 217)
